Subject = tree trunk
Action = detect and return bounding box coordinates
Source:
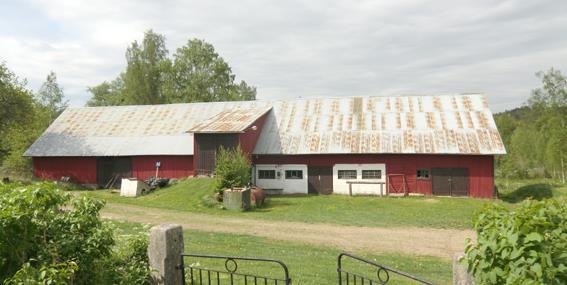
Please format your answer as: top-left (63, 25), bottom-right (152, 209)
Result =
top-left (561, 155), bottom-right (565, 184)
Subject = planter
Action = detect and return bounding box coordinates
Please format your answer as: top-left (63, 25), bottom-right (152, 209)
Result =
top-left (223, 187), bottom-right (251, 211)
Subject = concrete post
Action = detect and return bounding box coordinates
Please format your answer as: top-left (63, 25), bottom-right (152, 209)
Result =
top-left (453, 253), bottom-right (474, 285)
top-left (148, 224), bottom-right (184, 285)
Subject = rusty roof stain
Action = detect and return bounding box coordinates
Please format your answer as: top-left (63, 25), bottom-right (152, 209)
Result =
top-left (187, 106), bottom-right (272, 133)
top-left (24, 94), bottom-right (506, 157)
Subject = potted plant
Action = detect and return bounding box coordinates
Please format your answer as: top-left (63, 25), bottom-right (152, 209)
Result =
top-left (214, 146), bottom-right (252, 211)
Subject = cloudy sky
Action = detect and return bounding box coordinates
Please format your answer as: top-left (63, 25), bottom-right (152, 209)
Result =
top-left (1, 0), bottom-right (566, 112)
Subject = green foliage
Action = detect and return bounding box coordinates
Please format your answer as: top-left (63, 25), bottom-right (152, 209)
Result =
top-left (87, 30), bottom-right (256, 106)
top-left (464, 199), bottom-right (567, 284)
top-left (4, 260), bottom-right (78, 285)
top-left (0, 62), bottom-right (35, 166)
top-left (0, 64), bottom-right (67, 177)
top-left (35, 71), bottom-right (68, 123)
top-left (495, 68), bottom-right (567, 181)
top-left (529, 68), bottom-right (567, 109)
top-left (166, 39), bottom-right (256, 102)
top-left (99, 233), bottom-right (152, 285)
top-left (214, 146), bottom-right (251, 191)
top-left (0, 182), bottom-right (115, 283)
top-left (86, 75), bottom-right (125, 106)
top-left (122, 30), bottom-right (169, 105)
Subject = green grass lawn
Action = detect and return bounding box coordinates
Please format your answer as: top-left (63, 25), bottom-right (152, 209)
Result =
top-left (87, 177), bottom-right (492, 229)
top-left (495, 178), bottom-right (567, 202)
top-left (86, 177), bottom-right (566, 230)
top-left (111, 220), bottom-right (452, 285)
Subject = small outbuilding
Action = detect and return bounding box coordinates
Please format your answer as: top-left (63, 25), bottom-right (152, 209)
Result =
top-left (25, 94), bottom-right (506, 198)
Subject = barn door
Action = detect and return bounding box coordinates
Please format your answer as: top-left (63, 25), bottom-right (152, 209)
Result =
top-left (431, 168), bottom-right (469, 196)
top-left (195, 134), bottom-right (238, 175)
top-left (96, 157), bottom-right (132, 188)
top-left (431, 168), bottom-right (452, 196)
top-left (308, 166), bottom-right (333, 194)
top-left (97, 158), bottom-right (114, 187)
top-left (450, 168), bottom-right (469, 196)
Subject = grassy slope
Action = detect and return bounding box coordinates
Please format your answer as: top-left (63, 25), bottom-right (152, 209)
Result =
top-left (495, 178), bottom-right (567, 202)
top-left (88, 177), bottom-right (492, 229)
top-left (111, 220), bottom-right (451, 285)
top-left (88, 178), bottom-right (566, 230)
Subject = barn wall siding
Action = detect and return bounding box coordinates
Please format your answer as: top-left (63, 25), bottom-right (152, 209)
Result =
top-left (33, 157), bottom-right (97, 184)
top-left (252, 154), bottom-right (495, 198)
top-left (238, 112), bottom-right (268, 155)
top-left (33, 156), bottom-right (194, 184)
top-left (131, 156), bottom-right (194, 180)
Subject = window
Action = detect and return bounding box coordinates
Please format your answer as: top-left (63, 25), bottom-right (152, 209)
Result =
top-left (285, 170), bottom-right (303, 179)
top-left (338, 170), bottom-right (357, 179)
top-left (417, 169), bottom-right (430, 179)
top-left (258, 170), bottom-right (275, 179)
top-left (362, 170), bottom-right (381, 179)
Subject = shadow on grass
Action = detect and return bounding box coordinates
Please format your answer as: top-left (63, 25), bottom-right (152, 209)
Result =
top-left (252, 199), bottom-right (294, 212)
top-left (499, 183), bottom-right (553, 203)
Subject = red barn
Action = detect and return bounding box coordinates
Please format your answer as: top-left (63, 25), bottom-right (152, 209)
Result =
top-left (25, 94), bottom-right (506, 198)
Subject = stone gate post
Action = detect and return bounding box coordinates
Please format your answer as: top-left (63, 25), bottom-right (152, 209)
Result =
top-left (148, 224), bottom-right (185, 285)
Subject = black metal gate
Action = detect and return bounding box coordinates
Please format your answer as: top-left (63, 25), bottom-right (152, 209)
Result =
top-left (337, 253), bottom-right (434, 285)
top-left (179, 252), bottom-right (433, 285)
top-left (179, 253), bottom-right (291, 285)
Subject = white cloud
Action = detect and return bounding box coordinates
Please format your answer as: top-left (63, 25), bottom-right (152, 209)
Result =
top-left (1, 0), bottom-right (566, 111)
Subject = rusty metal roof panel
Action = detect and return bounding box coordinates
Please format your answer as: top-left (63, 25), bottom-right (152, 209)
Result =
top-left (25, 101), bottom-right (271, 156)
top-left (252, 94), bottom-right (506, 155)
top-left (187, 106), bottom-right (272, 133)
top-left (25, 94), bottom-right (505, 157)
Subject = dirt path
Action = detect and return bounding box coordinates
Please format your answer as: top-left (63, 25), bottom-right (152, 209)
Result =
top-left (102, 203), bottom-right (475, 260)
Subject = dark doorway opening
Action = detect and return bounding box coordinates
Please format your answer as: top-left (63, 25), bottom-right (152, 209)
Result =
top-left (195, 134), bottom-right (238, 175)
top-left (431, 168), bottom-right (469, 196)
top-left (97, 157), bottom-right (132, 188)
top-left (308, 166), bottom-right (333, 194)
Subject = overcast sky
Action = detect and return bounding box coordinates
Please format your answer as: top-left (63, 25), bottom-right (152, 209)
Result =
top-left (1, 0), bottom-right (566, 112)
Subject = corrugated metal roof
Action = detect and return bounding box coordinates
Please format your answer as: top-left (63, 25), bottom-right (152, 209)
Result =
top-left (24, 94), bottom-right (506, 157)
top-left (253, 95), bottom-right (505, 155)
top-left (187, 106), bottom-right (272, 133)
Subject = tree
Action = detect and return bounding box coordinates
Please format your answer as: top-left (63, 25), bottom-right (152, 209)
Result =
top-left (0, 62), bottom-right (36, 166)
top-left (86, 75), bottom-right (125, 106)
top-left (495, 68), bottom-right (567, 181)
top-left (36, 71), bottom-right (68, 123)
top-left (122, 30), bottom-right (169, 105)
top-left (166, 39), bottom-right (256, 103)
top-left (529, 68), bottom-right (567, 109)
top-left (86, 31), bottom-right (257, 106)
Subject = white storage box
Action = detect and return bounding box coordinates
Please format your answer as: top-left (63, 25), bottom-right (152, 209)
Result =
top-left (120, 178), bottom-right (149, 197)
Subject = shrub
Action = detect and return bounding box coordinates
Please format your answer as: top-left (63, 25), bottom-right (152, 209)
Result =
top-left (0, 182), bottom-right (114, 283)
top-left (101, 233), bottom-right (152, 285)
top-left (4, 260), bottom-right (78, 284)
top-left (464, 198), bottom-right (567, 284)
top-left (0, 182), bottom-right (152, 284)
top-left (214, 146), bottom-right (251, 192)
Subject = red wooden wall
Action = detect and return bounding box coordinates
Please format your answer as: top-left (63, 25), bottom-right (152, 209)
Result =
top-left (252, 154), bottom-right (495, 198)
top-left (238, 112), bottom-right (268, 155)
top-left (33, 155), bottom-right (194, 184)
top-left (131, 156), bottom-right (193, 180)
top-left (33, 157), bottom-right (97, 184)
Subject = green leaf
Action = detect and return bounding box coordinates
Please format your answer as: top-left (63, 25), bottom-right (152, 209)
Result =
top-left (525, 232), bottom-right (543, 242)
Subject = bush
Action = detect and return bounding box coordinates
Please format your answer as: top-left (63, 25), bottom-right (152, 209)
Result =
top-left (4, 260), bottom-right (78, 284)
top-left (0, 182), bottom-right (151, 284)
top-left (0, 182), bottom-right (114, 283)
top-left (464, 198), bottom-right (567, 284)
top-left (100, 233), bottom-right (152, 284)
top-left (214, 146), bottom-right (251, 192)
